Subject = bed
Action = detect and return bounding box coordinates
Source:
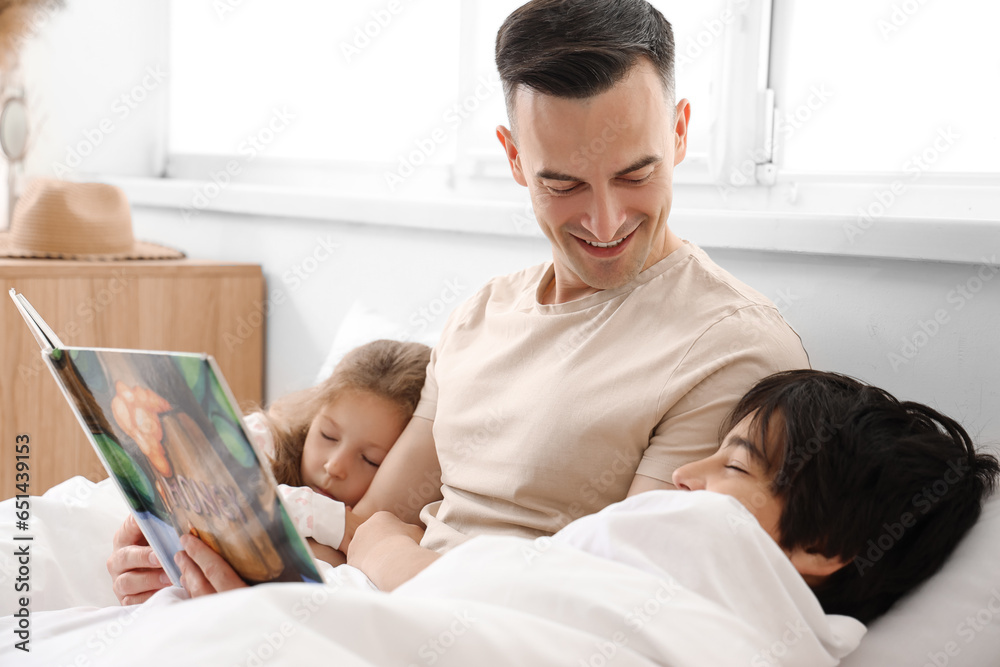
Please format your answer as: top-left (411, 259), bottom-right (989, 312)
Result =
top-left (2, 306), bottom-right (998, 666)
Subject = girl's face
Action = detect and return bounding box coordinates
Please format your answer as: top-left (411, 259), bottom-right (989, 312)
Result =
top-left (300, 390), bottom-right (408, 507)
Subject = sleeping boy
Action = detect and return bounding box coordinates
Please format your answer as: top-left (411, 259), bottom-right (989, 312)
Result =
top-left (342, 369), bottom-right (999, 625)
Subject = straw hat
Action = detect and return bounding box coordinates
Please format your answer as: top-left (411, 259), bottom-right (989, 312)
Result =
top-left (0, 178), bottom-right (185, 260)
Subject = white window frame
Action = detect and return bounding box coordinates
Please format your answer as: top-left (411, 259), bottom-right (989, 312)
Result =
top-left (113, 0), bottom-right (997, 267)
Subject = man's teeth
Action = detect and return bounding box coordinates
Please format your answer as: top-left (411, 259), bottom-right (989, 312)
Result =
top-left (585, 237), bottom-right (626, 248)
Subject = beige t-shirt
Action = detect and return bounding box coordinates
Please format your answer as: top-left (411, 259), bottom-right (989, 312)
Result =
top-left (415, 242), bottom-right (809, 552)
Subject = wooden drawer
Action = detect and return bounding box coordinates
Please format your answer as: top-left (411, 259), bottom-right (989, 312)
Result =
top-left (0, 259), bottom-right (265, 500)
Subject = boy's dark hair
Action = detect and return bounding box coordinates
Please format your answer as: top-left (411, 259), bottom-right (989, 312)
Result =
top-left (722, 369), bottom-right (999, 624)
top-left (495, 0), bottom-right (675, 135)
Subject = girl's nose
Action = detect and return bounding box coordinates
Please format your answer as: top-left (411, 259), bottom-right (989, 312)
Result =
top-left (325, 451), bottom-right (349, 479)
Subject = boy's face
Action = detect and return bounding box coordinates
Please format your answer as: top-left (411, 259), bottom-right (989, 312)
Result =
top-left (672, 413), bottom-right (785, 543)
top-left (300, 391), bottom-right (407, 507)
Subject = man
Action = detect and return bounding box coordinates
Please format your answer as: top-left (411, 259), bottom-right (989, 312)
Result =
top-left (109, 0), bottom-right (808, 602)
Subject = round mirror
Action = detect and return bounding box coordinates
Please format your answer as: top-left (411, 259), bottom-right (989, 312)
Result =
top-left (0, 97), bottom-right (29, 162)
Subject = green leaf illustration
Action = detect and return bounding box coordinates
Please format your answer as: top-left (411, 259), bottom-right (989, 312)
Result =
top-left (212, 414), bottom-right (256, 468)
top-left (173, 356), bottom-right (207, 401)
top-left (208, 371), bottom-right (240, 425)
top-left (93, 432), bottom-right (156, 511)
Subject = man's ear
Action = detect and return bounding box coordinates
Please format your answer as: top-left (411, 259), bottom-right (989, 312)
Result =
top-left (496, 125), bottom-right (527, 187)
top-left (787, 547), bottom-right (852, 585)
top-left (673, 98), bottom-right (691, 166)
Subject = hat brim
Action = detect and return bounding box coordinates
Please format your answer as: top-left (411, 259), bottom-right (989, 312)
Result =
top-left (0, 233), bottom-right (186, 260)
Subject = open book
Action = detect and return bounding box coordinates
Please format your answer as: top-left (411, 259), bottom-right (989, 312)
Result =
top-left (9, 289), bottom-right (324, 586)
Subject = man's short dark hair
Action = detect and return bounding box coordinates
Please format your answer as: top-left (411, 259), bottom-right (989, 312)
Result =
top-left (495, 0), bottom-right (675, 135)
top-left (722, 369), bottom-right (999, 624)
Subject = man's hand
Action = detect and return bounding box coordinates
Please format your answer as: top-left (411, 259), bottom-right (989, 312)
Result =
top-left (347, 511), bottom-right (439, 591)
top-left (107, 514), bottom-right (171, 605)
top-left (337, 507), bottom-right (365, 553)
top-left (173, 534), bottom-right (248, 598)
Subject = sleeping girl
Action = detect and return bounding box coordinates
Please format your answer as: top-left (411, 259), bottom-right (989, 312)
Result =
top-left (246, 338), bottom-right (431, 567)
top-left (109, 338), bottom-right (430, 604)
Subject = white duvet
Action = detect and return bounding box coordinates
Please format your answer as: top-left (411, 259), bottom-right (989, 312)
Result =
top-left (0, 478), bottom-right (864, 666)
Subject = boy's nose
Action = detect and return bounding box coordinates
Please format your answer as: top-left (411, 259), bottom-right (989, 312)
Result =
top-left (672, 462), bottom-right (704, 491)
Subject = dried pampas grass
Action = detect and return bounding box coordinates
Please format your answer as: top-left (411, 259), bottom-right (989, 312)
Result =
top-left (0, 0), bottom-right (64, 71)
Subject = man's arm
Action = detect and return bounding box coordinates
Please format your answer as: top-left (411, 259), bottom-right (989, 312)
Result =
top-left (347, 511), bottom-right (441, 591)
top-left (627, 473), bottom-right (676, 496)
top-left (342, 416), bottom-right (441, 551)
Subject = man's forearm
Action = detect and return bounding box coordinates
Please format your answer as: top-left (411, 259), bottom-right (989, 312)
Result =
top-left (357, 535), bottom-right (441, 591)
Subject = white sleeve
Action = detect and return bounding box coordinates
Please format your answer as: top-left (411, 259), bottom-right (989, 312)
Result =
top-left (277, 484), bottom-right (347, 550)
top-left (242, 411), bottom-right (276, 461)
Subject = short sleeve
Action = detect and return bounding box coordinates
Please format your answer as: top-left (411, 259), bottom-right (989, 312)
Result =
top-left (636, 305), bottom-right (810, 483)
top-left (412, 345), bottom-right (439, 422)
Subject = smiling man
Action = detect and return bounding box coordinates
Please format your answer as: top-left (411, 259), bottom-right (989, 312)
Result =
top-left (110, 0), bottom-right (811, 603)
top-left (351, 0), bottom-right (810, 554)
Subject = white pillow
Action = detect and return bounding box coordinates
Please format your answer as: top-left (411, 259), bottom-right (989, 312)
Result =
top-left (315, 300), bottom-right (443, 383)
top-left (841, 485), bottom-right (1000, 666)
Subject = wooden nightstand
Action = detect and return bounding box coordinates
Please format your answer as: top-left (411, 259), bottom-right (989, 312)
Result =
top-left (0, 259), bottom-right (266, 500)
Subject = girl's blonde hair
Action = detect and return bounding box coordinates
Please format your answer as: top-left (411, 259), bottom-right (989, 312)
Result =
top-left (262, 339), bottom-right (431, 486)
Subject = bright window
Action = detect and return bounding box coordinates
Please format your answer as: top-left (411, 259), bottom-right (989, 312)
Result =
top-left (773, 0), bottom-right (1000, 175)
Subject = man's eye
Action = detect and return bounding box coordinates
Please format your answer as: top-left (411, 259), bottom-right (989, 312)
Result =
top-left (546, 184), bottom-right (579, 194)
top-left (619, 173), bottom-right (653, 185)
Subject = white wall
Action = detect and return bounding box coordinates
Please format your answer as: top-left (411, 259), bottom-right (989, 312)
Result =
top-left (130, 204), bottom-right (1000, 448)
top-left (12, 0), bottom-right (999, 447)
top-left (14, 0), bottom-right (168, 195)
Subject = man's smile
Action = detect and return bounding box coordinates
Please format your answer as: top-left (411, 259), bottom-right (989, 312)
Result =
top-left (573, 226), bottom-right (637, 258)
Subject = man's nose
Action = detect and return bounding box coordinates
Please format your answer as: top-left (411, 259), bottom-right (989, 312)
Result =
top-left (672, 462), bottom-right (705, 491)
top-left (581, 187), bottom-right (626, 243)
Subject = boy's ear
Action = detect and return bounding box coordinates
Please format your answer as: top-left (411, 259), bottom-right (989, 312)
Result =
top-left (787, 547), bottom-right (852, 585)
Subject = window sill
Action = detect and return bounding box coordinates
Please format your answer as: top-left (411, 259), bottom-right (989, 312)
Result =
top-left (108, 176), bottom-right (998, 266)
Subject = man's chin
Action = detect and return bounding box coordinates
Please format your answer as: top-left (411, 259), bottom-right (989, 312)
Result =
top-left (572, 253), bottom-right (647, 291)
